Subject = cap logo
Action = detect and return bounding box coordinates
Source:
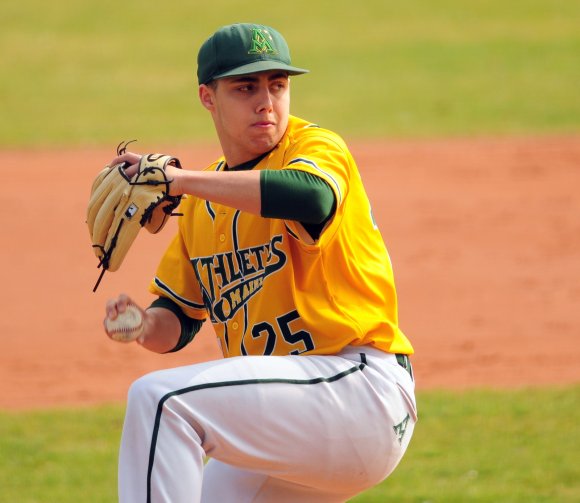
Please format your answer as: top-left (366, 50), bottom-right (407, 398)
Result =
top-left (248, 28), bottom-right (277, 55)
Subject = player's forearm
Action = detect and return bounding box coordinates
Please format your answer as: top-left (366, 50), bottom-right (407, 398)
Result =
top-left (174, 169), bottom-right (261, 214)
top-left (138, 307), bottom-right (182, 353)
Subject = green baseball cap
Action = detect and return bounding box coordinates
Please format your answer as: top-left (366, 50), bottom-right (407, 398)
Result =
top-left (197, 23), bottom-right (309, 85)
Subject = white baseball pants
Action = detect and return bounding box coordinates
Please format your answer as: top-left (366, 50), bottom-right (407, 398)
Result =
top-left (118, 346), bottom-right (417, 502)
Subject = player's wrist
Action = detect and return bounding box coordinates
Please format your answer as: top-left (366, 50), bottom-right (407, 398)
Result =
top-left (167, 165), bottom-right (185, 196)
top-left (137, 307), bottom-right (182, 353)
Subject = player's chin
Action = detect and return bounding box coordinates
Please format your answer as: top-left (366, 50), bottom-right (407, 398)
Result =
top-left (248, 130), bottom-right (282, 153)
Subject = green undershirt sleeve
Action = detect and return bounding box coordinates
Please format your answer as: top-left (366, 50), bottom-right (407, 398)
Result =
top-left (148, 297), bottom-right (204, 353)
top-left (260, 169), bottom-right (336, 238)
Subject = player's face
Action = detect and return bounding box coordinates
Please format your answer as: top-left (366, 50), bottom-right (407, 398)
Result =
top-left (200, 71), bottom-right (290, 166)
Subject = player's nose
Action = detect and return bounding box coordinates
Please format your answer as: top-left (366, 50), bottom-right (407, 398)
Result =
top-left (255, 87), bottom-right (274, 113)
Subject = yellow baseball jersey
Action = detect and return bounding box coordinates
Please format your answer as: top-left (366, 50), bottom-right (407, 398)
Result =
top-left (149, 115), bottom-right (413, 357)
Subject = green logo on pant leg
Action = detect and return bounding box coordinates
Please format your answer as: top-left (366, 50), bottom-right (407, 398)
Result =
top-left (248, 28), bottom-right (277, 55)
top-left (393, 413), bottom-right (410, 444)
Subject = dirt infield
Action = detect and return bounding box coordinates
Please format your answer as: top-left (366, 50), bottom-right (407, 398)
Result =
top-left (1, 135), bottom-right (578, 410)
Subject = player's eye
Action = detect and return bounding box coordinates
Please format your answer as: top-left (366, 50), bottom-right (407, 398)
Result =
top-left (271, 81), bottom-right (287, 92)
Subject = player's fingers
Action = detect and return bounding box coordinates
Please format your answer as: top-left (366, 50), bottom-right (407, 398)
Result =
top-left (105, 294), bottom-right (131, 320)
top-left (105, 298), bottom-right (120, 320)
top-left (115, 294), bottom-right (134, 314)
top-left (109, 152), bottom-right (142, 169)
top-left (124, 163), bottom-right (140, 178)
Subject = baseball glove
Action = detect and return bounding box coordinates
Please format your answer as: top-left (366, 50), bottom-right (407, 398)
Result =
top-left (87, 143), bottom-right (182, 291)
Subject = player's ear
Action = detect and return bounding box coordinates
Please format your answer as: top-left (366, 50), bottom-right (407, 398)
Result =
top-left (199, 84), bottom-right (215, 110)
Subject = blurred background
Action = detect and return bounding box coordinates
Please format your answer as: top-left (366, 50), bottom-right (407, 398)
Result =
top-left (1, 0), bottom-right (578, 146)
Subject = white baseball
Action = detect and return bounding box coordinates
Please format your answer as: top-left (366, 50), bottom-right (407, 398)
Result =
top-left (105, 304), bottom-right (144, 343)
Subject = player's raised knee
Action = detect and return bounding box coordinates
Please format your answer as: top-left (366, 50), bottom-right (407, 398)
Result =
top-left (126, 371), bottom-right (168, 410)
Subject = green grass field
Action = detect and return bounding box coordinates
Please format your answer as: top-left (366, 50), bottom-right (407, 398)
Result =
top-left (1, 387), bottom-right (578, 502)
top-left (1, 0), bottom-right (578, 146)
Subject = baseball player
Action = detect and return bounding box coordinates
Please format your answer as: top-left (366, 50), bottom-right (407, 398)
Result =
top-left (104, 23), bottom-right (417, 503)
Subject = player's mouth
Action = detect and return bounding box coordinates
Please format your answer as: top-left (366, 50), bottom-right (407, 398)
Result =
top-left (252, 120), bottom-right (275, 128)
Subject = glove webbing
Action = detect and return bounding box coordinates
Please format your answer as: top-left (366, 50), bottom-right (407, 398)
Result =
top-left (141, 194), bottom-right (184, 226)
top-left (93, 219), bottom-right (125, 292)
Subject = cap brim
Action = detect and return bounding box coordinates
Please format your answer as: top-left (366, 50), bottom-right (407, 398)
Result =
top-left (212, 60), bottom-right (309, 81)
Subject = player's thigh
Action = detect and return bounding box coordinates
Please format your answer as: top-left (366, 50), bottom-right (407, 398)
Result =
top-left (201, 459), bottom-right (348, 503)
top-left (128, 353), bottom-right (408, 492)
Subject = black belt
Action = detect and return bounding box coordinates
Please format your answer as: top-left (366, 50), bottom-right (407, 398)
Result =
top-left (396, 354), bottom-right (413, 380)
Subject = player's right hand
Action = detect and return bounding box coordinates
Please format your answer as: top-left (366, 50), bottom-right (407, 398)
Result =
top-left (104, 293), bottom-right (142, 322)
top-left (108, 151), bottom-right (184, 197)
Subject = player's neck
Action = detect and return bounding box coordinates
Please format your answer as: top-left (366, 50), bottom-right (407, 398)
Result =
top-left (224, 150), bottom-right (271, 171)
